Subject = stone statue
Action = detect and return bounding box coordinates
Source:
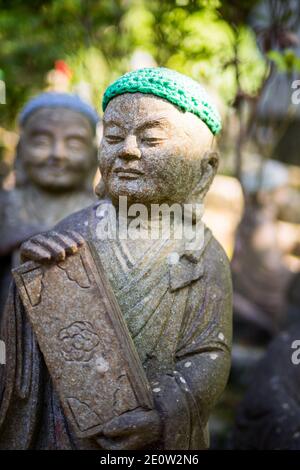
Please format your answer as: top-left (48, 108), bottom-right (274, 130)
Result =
top-left (0, 68), bottom-right (232, 450)
top-left (0, 93), bottom-right (99, 316)
top-left (233, 269), bottom-right (300, 450)
top-left (231, 161), bottom-right (292, 345)
top-left (234, 318), bottom-right (300, 450)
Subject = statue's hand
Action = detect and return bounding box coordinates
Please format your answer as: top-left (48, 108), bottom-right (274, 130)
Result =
top-left (95, 408), bottom-right (161, 450)
top-left (20, 230), bottom-right (85, 263)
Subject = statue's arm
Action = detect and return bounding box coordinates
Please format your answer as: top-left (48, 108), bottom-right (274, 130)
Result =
top-left (153, 240), bottom-right (232, 449)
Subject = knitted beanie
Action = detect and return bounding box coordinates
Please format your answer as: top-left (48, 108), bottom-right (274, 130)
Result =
top-left (102, 67), bottom-right (221, 135)
top-left (20, 92), bottom-right (99, 127)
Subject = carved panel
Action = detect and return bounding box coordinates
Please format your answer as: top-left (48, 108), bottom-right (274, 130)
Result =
top-left (13, 242), bottom-right (153, 438)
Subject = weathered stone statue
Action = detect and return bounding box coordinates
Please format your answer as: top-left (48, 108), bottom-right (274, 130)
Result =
top-left (0, 93), bottom-right (99, 316)
top-left (234, 318), bottom-right (300, 450)
top-left (232, 268), bottom-right (300, 450)
top-left (0, 68), bottom-right (232, 450)
top-left (231, 161), bottom-right (292, 344)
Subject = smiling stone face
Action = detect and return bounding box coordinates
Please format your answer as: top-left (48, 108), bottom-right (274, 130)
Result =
top-left (99, 93), bottom-right (216, 206)
top-left (19, 107), bottom-right (96, 192)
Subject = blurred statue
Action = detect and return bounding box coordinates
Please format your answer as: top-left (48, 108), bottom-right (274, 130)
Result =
top-left (234, 278), bottom-right (300, 450)
top-left (0, 68), bottom-right (232, 449)
top-left (232, 160), bottom-right (292, 345)
top-left (0, 93), bottom-right (99, 316)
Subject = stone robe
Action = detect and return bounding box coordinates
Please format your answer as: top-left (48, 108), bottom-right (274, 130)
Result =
top-left (0, 200), bottom-right (232, 449)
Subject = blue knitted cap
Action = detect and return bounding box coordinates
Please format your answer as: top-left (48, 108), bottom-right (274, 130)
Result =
top-left (20, 92), bottom-right (99, 127)
top-left (102, 67), bottom-right (221, 135)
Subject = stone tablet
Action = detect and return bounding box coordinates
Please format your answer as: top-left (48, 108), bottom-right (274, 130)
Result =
top-left (12, 242), bottom-right (153, 439)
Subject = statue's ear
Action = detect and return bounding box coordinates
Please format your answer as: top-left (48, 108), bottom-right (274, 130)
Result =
top-left (95, 177), bottom-right (106, 199)
top-left (191, 150), bottom-right (219, 202)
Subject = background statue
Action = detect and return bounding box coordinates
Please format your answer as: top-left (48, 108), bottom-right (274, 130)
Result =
top-left (234, 289), bottom-right (300, 450)
top-left (0, 68), bottom-right (232, 450)
top-left (0, 92), bottom-right (99, 316)
top-left (232, 160), bottom-right (292, 345)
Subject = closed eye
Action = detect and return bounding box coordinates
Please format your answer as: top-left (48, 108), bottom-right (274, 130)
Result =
top-left (105, 135), bottom-right (124, 144)
top-left (66, 137), bottom-right (86, 149)
top-left (31, 135), bottom-right (51, 146)
top-left (141, 137), bottom-right (167, 146)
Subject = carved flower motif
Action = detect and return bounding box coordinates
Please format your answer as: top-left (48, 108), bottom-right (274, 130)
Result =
top-left (58, 321), bottom-right (99, 362)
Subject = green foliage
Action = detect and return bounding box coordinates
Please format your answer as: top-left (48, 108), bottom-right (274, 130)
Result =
top-left (0, 0), bottom-right (132, 125)
top-left (0, 0), bottom-right (297, 128)
top-left (268, 49), bottom-right (300, 73)
top-left (126, 1), bottom-right (267, 103)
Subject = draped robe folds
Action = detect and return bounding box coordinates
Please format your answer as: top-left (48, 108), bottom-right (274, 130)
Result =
top-left (0, 200), bottom-right (232, 450)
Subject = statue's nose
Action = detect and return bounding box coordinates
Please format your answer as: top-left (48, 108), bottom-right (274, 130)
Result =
top-left (50, 140), bottom-right (68, 162)
top-left (118, 135), bottom-right (141, 160)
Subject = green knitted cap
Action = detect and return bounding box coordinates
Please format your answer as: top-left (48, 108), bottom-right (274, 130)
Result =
top-left (102, 67), bottom-right (221, 135)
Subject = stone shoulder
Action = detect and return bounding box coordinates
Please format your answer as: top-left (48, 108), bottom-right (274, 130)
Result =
top-left (54, 201), bottom-right (100, 238)
top-left (203, 230), bottom-right (232, 293)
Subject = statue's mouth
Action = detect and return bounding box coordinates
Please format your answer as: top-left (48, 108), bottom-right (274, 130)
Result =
top-left (113, 167), bottom-right (144, 179)
top-left (35, 162), bottom-right (72, 171)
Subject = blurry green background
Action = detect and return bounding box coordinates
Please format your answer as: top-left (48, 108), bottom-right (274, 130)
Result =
top-left (1, 0), bottom-right (300, 176)
top-left (0, 0), bottom-right (287, 126)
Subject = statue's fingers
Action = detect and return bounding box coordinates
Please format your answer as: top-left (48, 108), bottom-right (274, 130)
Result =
top-left (50, 231), bottom-right (79, 255)
top-left (31, 234), bottom-right (66, 261)
top-left (21, 241), bottom-right (51, 262)
top-left (102, 409), bottom-right (156, 438)
top-left (101, 415), bottom-right (133, 437)
top-left (64, 230), bottom-right (85, 246)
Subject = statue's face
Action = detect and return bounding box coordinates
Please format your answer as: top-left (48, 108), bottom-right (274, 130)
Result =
top-left (19, 107), bottom-right (96, 191)
top-left (99, 93), bottom-right (215, 205)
